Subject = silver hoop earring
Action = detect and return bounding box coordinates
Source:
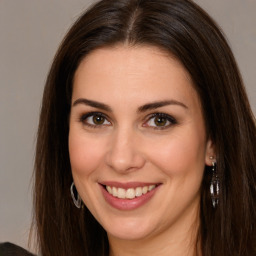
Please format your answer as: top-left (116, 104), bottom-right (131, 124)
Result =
top-left (70, 182), bottom-right (82, 208)
top-left (210, 161), bottom-right (220, 208)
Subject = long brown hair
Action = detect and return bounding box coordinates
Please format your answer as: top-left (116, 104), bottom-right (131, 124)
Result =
top-left (33, 0), bottom-right (256, 255)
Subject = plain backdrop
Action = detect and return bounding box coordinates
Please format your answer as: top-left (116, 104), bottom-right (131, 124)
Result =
top-left (0, 0), bottom-right (255, 251)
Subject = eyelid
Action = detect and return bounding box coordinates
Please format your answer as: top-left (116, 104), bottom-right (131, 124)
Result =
top-left (80, 111), bottom-right (106, 118)
top-left (143, 112), bottom-right (177, 129)
top-left (79, 111), bottom-right (111, 127)
top-left (78, 111), bottom-right (176, 130)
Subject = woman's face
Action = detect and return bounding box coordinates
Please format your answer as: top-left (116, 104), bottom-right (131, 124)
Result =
top-left (69, 45), bottom-right (214, 242)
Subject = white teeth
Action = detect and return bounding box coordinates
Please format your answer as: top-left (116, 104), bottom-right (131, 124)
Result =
top-left (117, 188), bottom-right (126, 199)
top-left (112, 187), bottom-right (118, 197)
top-left (142, 186), bottom-right (148, 194)
top-left (126, 188), bottom-right (135, 199)
top-left (149, 185), bottom-right (155, 191)
top-left (105, 185), bottom-right (156, 199)
top-left (135, 187), bottom-right (142, 197)
top-left (106, 186), bottom-right (112, 194)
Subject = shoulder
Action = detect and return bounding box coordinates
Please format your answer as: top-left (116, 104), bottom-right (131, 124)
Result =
top-left (0, 242), bottom-right (36, 256)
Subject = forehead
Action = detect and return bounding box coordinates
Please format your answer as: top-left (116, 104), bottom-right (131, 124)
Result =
top-left (72, 45), bottom-right (198, 108)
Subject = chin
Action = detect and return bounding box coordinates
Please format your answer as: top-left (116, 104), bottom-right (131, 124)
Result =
top-left (102, 216), bottom-right (155, 241)
top-left (107, 227), bottom-right (152, 241)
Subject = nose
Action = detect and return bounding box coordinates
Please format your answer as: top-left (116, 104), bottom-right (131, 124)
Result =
top-left (105, 128), bottom-right (146, 173)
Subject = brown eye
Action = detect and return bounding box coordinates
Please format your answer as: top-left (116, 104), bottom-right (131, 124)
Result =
top-left (93, 115), bottom-right (105, 125)
top-left (154, 116), bottom-right (168, 126)
top-left (80, 112), bottom-right (111, 127)
top-left (145, 113), bottom-right (176, 129)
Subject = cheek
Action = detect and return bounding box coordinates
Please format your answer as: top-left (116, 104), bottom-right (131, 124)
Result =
top-left (146, 129), bottom-right (207, 175)
top-left (68, 131), bottom-right (104, 177)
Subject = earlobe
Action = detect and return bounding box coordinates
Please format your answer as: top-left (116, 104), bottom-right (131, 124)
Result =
top-left (205, 139), bottom-right (216, 166)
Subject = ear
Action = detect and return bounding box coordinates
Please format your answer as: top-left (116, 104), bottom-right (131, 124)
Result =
top-left (205, 139), bottom-right (216, 166)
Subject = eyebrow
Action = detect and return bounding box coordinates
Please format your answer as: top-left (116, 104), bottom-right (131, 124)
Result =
top-left (137, 100), bottom-right (188, 112)
top-left (72, 98), bottom-right (188, 112)
top-left (72, 98), bottom-right (112, 112)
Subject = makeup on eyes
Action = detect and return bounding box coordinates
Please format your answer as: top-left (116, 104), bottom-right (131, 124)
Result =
top-left (78, 111), bottom-right (178, 130)
top-left (79, 112), bottom-right (111, 127)
top-left (142, 112), bottom-right (177, 130)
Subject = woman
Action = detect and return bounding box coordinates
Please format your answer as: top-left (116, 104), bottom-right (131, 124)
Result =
top-left (32, 0), bottom-right (256, 255)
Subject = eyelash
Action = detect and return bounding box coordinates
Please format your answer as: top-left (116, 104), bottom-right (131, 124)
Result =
top-left (79, 112), bottom-right (111, 128)
top-left (79, 112), bottom-right (177, 130)
top-left (143, 113), bottom-right (177, 130)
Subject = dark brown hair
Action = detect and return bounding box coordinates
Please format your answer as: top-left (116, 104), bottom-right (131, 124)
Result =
top-left (33, 0), bottom-right (256, 255)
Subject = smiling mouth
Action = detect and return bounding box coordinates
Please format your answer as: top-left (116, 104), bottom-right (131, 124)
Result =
top-left (104, 185), bottom-right (158, 200)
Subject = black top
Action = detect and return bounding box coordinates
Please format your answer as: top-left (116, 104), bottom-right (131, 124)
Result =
top-left (0, 242), bottom-right (35, 256)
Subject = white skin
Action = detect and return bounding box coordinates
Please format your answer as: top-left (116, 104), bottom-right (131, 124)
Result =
top-left (69, 45), bottom-right (215, 256)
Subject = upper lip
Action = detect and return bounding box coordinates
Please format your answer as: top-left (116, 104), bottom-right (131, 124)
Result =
top-left (99, 181), bottom-right (161, 189)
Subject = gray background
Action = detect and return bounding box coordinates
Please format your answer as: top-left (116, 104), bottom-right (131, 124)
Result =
top-left (0, 0), bottom-right (255, 251)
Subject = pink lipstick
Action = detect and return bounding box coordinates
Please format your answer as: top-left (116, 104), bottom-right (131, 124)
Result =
top-left (99, 182), bottom-right (161, 211)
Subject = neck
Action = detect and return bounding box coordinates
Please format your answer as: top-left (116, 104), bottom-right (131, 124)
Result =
top-left (108, 203), bottom-right (201, 256)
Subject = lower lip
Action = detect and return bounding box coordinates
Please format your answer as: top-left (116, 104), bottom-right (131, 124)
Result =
top-left (100, 185), bottom-right (160, 211)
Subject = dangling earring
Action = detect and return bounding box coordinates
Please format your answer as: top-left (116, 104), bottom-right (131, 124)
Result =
top-left (70, 182), bottom-right (82, 208)
top-left (209, 159), bottom-right (220, 208)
